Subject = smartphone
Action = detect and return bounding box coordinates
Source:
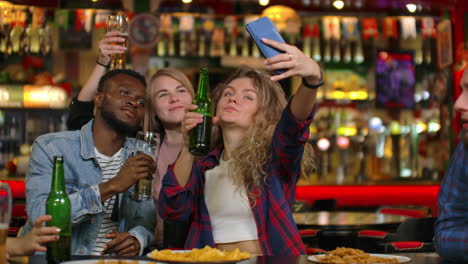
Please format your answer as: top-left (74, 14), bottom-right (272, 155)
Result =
top-left (245, 16), bottom-right (287, 74)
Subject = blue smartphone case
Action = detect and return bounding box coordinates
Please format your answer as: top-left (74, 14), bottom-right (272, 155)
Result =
top-left (245, 17), bottom-right (286, 74)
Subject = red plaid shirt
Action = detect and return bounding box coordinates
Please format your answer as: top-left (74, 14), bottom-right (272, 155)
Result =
top-left (158, 102), bottom-right (317, 255)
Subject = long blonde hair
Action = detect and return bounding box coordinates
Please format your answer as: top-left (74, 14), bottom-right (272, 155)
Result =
top-left (144, 68), bottom-right (195, 138)
top-left (212, 66), bottom-right (314, 195)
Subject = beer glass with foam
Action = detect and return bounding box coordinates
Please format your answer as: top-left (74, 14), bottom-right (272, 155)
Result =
top-left (106, 14), bottom-right (128, 69)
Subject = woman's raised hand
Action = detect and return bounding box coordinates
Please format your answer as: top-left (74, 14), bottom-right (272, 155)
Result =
top-left (97, 31), bottom-right (127, 66)
top-left (262, 38), bottom-right (322, 84)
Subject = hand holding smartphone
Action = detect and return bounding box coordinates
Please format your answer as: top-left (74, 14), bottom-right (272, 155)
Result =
top-left (245, 17), bottom-right (287, 74)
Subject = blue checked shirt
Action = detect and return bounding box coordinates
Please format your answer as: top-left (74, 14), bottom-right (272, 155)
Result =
top-left (435, 143), bottom-right (468, 261)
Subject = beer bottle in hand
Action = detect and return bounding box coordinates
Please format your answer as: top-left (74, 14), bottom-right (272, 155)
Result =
top-left (189, 68), bottom-right (213, 156)
top-left (46, 156), bottom-right (71, 264)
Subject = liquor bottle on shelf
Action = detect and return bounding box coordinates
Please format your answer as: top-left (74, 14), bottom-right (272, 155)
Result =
top-left (354, 38), bottom-right (364, 64)
top-left (241, 30), bottom-right (249, 57)
top-left (414, 35), bottom-right (423, 65)
top-left (323, 39), bottom-right (331, 62)
top-left (9, 116), bottom-right (17, 138)
top-left (312, 37), bottom-right (321, 61)
top-left (228, 32), bottom-right (237, 57)
top-left (187, 28), bottom-right (198, 56)
top-left (156, 34), bottom-right (165, 57)
top-left (26, 24), bottom-right (43, 54)
top-left (224, 16), bottom-right (237, 57)
top-left (198, 34), bottom-right (206, 57)
top-left (423, 38), bottom-right (432, 64)
top-left (210, 27), bottom-right (224, 57)
top-left (10, 22), bottom-right (24, 54)
top-left (179, 32), bottom-right (187, 57)
top-left (167, 26), bottom-right (176, 57)
top-left (251, 37), bottom-right (260, 58)
top-left (40, 22), bottom-right (53, 56)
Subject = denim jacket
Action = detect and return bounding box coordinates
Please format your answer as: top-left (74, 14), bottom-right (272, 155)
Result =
top-left (25, 120), bottom-right (155, 255)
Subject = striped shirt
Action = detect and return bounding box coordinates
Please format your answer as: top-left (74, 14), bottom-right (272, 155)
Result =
top-left (91, 147), bottom-right (123, 255)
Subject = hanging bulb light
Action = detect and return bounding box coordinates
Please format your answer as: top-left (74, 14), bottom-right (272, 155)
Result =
top-left (182, 0), bottom-right (192, 3)
top-left (259, 0), bottom-right (269, 6)
top-left (332, 0), bottom-right (344, 9)
top-left (406, 3), bottom-right (417, 13)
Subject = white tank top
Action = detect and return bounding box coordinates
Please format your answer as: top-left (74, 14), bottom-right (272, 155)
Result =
top-left (204, 154), bottom-right (259, 243)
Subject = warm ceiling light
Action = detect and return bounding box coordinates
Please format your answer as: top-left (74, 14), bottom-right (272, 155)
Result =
top-left (354, 0), bottom-right (362, 8)
top-left (259, 0), bottom-right (269, 6)
top-left (332, 0), bottom-right (344, 9)
top-left (406, 3), bottom-right (417, 12)
top-left (182, 0), bottom-right (192, 3)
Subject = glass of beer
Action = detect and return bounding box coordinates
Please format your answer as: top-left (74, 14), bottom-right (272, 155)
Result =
top-left (132, 131), bottom-right (160, 200)
top-left (106, 14), bottom-right (128, 69)
top-left (0, 183), bottom-right (11, 263)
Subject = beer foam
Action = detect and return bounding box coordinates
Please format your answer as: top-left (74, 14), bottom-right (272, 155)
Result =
top-left (0, 223), bottom-right (8, 230)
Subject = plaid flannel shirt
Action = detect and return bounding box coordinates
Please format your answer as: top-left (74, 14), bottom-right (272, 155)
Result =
top-left (158, 102), bottom-right (317, 255)
top-left (435, 142), bottom-right (468, 261)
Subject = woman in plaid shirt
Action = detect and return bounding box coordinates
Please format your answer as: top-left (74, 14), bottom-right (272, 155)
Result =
top-left (159, 38), bottom-right (322, 255)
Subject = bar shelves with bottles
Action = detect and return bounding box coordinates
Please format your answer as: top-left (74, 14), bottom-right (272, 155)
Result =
top-left (0, 4), bottom-right (70, 177)
top-left (0, 4), bottom-right (54, 64)
top-left (302, 61), bottom-right (449, 185)
top-left (146, 10), bottom-right (448, 187)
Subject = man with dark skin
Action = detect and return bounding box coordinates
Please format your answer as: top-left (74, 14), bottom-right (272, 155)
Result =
top-left (26, 69), bottom-right (156, 256)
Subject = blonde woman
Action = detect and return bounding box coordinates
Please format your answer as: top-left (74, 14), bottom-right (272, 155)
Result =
top-left (145, 68), bottom-right (195, 248)
top-left (158, 38), bottom-right (320, 255)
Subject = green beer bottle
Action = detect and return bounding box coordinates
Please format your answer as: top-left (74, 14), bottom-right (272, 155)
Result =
top-left (189, 68), bottom-right (213, 156)
top-left (46, 156), bottom-right (71, 264)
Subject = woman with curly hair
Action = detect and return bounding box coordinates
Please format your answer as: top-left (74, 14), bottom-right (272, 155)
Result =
top-left (158, 37), bottom-right (321, 256)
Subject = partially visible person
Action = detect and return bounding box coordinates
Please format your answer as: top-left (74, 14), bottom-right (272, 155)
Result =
top-left (7, 215), bottom-right (59, 257)
top-left (159, 38), bottom-right (320, 255)
top-left (66, 32), bottom-right (196, 249)
top-left (67, 30), bottom-right (126, 130)
top-left (435, 66), bottom-right (468, 261)
top-left (26, 69), bottom-right (155, 256)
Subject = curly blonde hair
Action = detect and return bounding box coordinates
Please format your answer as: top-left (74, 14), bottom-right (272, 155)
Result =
top-left (212, 66), bottom-right (315, 196)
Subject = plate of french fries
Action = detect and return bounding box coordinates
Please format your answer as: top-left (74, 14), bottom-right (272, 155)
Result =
top-left (61, 260), bottom-right (157, 264)
top-left (147, 246), bottom-right (252, 263)
top-left (307, 247), bottom-right (411, 263)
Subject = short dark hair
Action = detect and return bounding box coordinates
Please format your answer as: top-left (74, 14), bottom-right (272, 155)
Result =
top-left (97, 69), bottom-right (147, 92)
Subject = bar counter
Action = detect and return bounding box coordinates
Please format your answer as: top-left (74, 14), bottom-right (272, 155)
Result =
top-left (296, 184), bottom-right (440, 215)
top-left (2, 177), bottom-right (440, 216)
top-left (18, 252), bottom-right (443, 264)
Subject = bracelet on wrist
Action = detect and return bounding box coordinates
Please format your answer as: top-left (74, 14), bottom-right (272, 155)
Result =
top-left (96, 60), bottom-right (109, 69)
top-left (302, 72), bottom-right (324, 89)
